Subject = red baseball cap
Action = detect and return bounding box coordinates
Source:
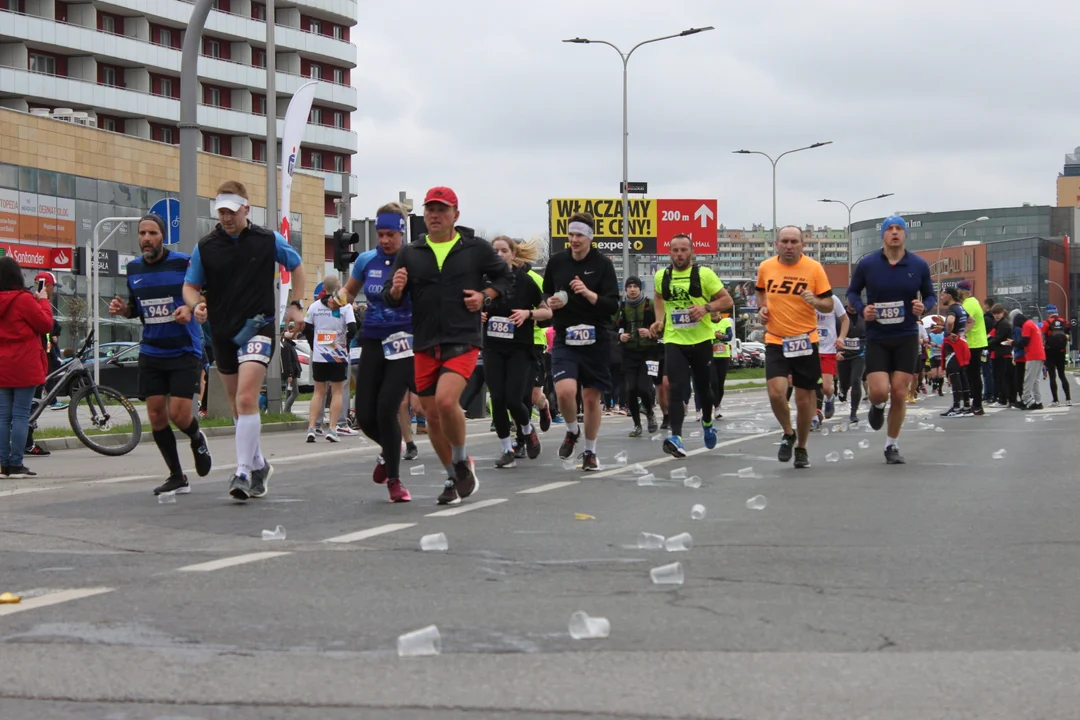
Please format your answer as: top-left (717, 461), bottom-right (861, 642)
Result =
top-left (423, 186), bottom-right (459, 207)
top-left (34, 271), bottom-right (56, 286)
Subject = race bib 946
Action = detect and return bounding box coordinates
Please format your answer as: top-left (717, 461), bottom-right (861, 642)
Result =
top-left (139, 297), bottom-right (175, 325)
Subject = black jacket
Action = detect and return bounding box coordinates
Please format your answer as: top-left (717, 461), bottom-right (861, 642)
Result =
top-left (280, 336), bottom-right (301, 377)
top-left (483, 264), bottom-right (543, 349)
top-left (382, 227), bottom-right (511, 352)
top-left (988, 316), bottom-right (1012, 356)
top-left (542, 248), bottom-right (620, 341)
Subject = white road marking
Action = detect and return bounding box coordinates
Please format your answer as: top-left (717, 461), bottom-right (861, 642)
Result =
top-left (85, 474), bottom-right (158, 485)
top-left (586, 433), bottom-right (773, 479)
top-left (176, 551), bottom-right (291, 572)
top-left (0, 487), bottom-right (56, 498)
top-left (323, 522), bottom-right (416, 544)
top-left (426, 498), bottom-right (508, 517)
top-left (517, 481), bottom-right (579, 495)
top-left (0, 587), bottom-right (113, 617)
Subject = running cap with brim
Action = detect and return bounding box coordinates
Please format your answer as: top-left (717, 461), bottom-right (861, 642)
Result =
top-left (213, 193), bottom-right (249, 212)
top-left (942, 287), bottom-right (960, 299)
top-left (880, 215), bottom-right (908, 237)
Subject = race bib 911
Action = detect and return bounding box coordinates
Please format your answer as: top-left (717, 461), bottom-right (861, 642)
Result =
top-left (382, 331), bottom-right (414, 360)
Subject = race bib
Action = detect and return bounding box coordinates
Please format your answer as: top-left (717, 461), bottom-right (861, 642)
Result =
top-left (139, 297), bottom-right (175, 325)
top-left (349, 346), bottom-right (362, 361)
top-left (646, 360), bottom-right (659, 377)
top-left (841, 337), bottom-right (861, 351)
top-left (316, 331), bottom-right (338, 346)
top-left (713, 342), bottom-right (728, 355)
top-left (487, 316), bottom-right (515, 340)
top-left (671, 308), bottom-right (695, 330)
top-left (782, 334), bottom-right (813, 358)
top-left (566, 324), bottom-right (596, 346)
top-left (382, 331), bottom-right (413, 360)
top-left (818, 326), bottom-right (830, 338)
top-left (237, 334), bottom-right (272, 365)
top-left (876, 301), bottom-right (905, 325)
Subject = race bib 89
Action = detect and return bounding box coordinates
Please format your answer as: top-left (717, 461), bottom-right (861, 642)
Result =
top-left (237, 334), bottom-right (272, 365)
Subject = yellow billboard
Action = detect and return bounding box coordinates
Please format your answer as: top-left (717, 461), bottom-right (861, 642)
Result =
top-left (549, 198), bottom-right (657, 239)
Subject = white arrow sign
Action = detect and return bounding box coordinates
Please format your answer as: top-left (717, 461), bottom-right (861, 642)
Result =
top-left (694, 203), bottom-right (715, 228)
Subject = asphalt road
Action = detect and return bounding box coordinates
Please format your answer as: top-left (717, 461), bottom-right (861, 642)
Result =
top-left (3, 379), bottom-right (1080, 720)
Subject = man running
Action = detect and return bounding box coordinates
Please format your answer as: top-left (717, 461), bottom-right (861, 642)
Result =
top-left (846, 215), bottom-right (935, 464)
top-left (650, 234), bottom-right (732, 457)
top-left (183, 180), bottom-right (307, 500)
top-left (813, 292), bottom-right (849, 426)
top-left (109, 214), bottom-right (211, 495)
top-left (835, 300), bottom-right (866, 424)
top-left (383, 187), bottom-right (511, 505)
top-left (956, 280), bottom-right (986, 415)
top-left (1041, 304), bottom-right (1071, 406)
top-left (756, 226), bottom-right (836, 469)
top-left (544, 212), bottom-right (620, 471)
top-left (617, 276), bottom-right (660, 437)
top-left (938, 288), bottom-right (973, 417)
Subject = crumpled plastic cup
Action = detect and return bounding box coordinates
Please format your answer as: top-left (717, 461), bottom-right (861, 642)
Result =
top-left (397, 625), bottom-right (441, 657)
top-left (568, 611), bottom-right (611, 639)
top-left (262, 525), bottom-right (286, 541)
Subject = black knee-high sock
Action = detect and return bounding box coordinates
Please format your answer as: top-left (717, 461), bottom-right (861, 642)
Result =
top-left (153, 427), bottom-right (183, 477)
top-left (177, 416), bottom-right (202, 444)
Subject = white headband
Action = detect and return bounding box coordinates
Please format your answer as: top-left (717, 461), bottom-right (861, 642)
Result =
top-left (568, 221), bottom-right (594, 240)
top-left (214, 193), bottom-right (249, 211)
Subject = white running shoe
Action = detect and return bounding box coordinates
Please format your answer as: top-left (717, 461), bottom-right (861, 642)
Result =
top-left (326, 431), bottom-right (340, 443)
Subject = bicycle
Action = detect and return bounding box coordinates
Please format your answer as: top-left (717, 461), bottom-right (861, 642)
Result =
top-left (29, 330), bottom-right (143, 456)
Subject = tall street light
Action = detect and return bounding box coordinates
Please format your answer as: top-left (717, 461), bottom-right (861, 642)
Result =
top-left (935, 216), bottom-right (989, 286)
top-left (732, 142), bottom-right (832, 247)
top-left (818, 193), bottom-right (893, 279)
top-left (564, 27), bottom-right (714, 282)
top-left (1045, 278), bottom-right (1069, 322)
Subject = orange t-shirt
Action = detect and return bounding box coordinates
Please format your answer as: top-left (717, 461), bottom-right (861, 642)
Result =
top-left (755, 255), bottom-right (832, 345)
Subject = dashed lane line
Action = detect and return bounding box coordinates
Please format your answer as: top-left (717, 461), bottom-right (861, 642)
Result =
top-left (0, 587), bottom-right (114, 617)
top-left (323, 522), bottom-right (416, 544)
top-left (517, 481), bottom-right (580, 494)
top-left (176, 551), bottom-right (291, 573)
top-left (425, 498), bottom-right (508, 517)
top-left (585, 433), bottom-right (774, 479)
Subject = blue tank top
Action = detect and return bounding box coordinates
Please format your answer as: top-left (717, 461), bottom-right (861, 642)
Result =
top-left (351, 248), bottom-right (412, 340)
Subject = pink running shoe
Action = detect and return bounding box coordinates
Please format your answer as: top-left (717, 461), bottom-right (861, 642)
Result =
top-left (387, 478), bottom-right (411, 503)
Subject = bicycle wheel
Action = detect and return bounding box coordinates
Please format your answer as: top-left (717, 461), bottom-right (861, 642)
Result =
top-left (68, 385), bottom-right (143, 456)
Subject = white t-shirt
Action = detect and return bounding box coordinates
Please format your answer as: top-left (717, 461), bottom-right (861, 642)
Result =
top-left (305, 300), bottom-right (355, 364)
top-left (815, 295), bottom-right (846, 355)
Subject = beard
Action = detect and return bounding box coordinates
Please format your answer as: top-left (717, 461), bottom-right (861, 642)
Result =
top-left (142, 245), bottom-right (163, 262)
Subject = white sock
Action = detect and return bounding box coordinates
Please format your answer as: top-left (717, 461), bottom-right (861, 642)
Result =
top-left (565, 421), bottom-right (579, 434)
top-left (885, 436), bottom-right (898, 449)
top-left (521, 422), bottom-right (534, 435)
top-left (584, 438), bottom-right (597, 453)
top-left (500, 436), bottom-right (513, 452)
top-left (235, 413), bottom-right (261, 477)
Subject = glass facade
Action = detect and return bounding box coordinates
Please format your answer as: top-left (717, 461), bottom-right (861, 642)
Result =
top-left (985, 238), bottom-right (1063, 321)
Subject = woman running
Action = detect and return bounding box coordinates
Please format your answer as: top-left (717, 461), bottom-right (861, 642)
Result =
top-left (484, 237), bottom-right (551, 468)
top-left (344, 203), bottom-right (414, 503)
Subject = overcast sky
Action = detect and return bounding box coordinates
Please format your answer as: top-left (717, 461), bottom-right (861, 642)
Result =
top-left (351, 0), bottom-right (1078, 240)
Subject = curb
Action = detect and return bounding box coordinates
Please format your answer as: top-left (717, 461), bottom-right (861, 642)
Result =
top-left (38, 420), bottom-right (310, 452)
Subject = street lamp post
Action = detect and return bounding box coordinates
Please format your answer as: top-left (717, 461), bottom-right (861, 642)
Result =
top-left (935, 216), bottom-right (989, 286)
top-left (564, 27), bottom-right (714, 282)
top-left (818, 193), bottom-right (893, 279)
top-left (1045, 279), bottom-right (1069, 321)
top-left (732, 142), bottom-right (832, 247)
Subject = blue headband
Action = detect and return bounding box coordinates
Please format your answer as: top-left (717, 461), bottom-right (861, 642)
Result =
top-left (880, 215), bottom-right (907, 237)
top-left (376, 213), bottom-right (406, 232)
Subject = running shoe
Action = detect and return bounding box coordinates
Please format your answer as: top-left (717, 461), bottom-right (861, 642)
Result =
top-left (373, 457), bottom-right (388, 485)
top-left (387, 478), bottom-right (412, 503)
top-left (306, 431), bottom-right (316, 443)
top-left (647, 414), bottom-right (659, 434)
top-left (868, 404), bottom-right (886, 431)
top-left (552, 414), bottom-right (565, 424)
top-left (191, 431), bottom-right (212, 477)
top-left (495, 449), bottom-right (517, 468)
top-left (1027, 402), bottom-right (1044, 410)
top-left (837, 391), bottom-right (847, 403)
top-left (524, 430), bottom-right (541, 459)
top-left (1068, 399), bottom-right (1073, 407)
top-left (403, 443), bottom-right (419, 461)
top-left (335, 425), bottom-right (359, 436)
top-left (793, 447), bottom-right (810, 469)
top-left (228, 473), bottom-right (251, 501)
top-left (437, 479), bottom-right (460, 506)
top-left (6, 465), bottom-right (35, 478)
top-left (702, 422), bottom-right (717, 450)
top-left (539, 405), bottom-right (552, 433)
top-left (810, 414), bottom-right (821, 431)
top-left (249, 463), bottom-right (272, 498)
top-left (714, 409), bottom-right (724, 420)
top-left (453, 457), bottom-right (478, 498)
top-left (25, 444), bottom-right (49, 457)
top-left (849, 413), bottom-right (859, 424)
top-left (513, 440), bottom-right (527, 459)
top-left (663, 435), bottom-right (687, 458)
top-left (823, 397), bottom-right (835, 419)
top-left (326, 430), bottom-right (340, 443)
top-left (629, 425), bottom-right (643, 438)
top-left (660, 416), bottom-right (670, 431)
top-left (581, 451), bottom-right (599, 471)
top-left (959, 406), bottom-right (972, 416)
top-left (313, 426), bottom-right (325, 436)
top-left (971, 408), bottom-right (985, 416)
top-left (941, 407), bottom-right (964, 417)
top-left (777, 433), bottom-right (796, 463)
top-left (154, 474), bottom-right (190, 495)
top-left (884, 446), bottom-right (905, 465)
top-left (558, 430), bottom-right (580, 459)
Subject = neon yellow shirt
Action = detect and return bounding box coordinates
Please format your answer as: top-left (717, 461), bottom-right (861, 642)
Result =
top-left (713, 317), bottom-right (733, 358)
top-left (961, 296), bottom-right (987, 349)
top-left (653, 265), bottom-right (723, 346)
top-left (427, 232), bottom-right (460, 271)
top-left (528, 269), bottom-right (546, 345)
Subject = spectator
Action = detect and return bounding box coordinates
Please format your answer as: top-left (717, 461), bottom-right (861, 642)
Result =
top-left (1012, 312), bottom-right (1045, 410)
top-left (0, 257), bottom-right (55, 477)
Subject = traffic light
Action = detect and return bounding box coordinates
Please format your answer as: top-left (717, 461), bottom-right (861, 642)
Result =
top-left (333, 228), bottom-right (359, 272)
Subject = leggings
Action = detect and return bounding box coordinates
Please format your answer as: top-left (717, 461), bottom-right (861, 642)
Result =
top-left (992, 356), bottom-right (1012, 405)
top-left (665, 341), bottom-right (714, 436)
top-left (282, 377), bottom-right (300, 413)
top-left (711, 356), bottom-right (729, 409)
top-left (484, 345), bottom-right (533, 440)
top-left (945, 353), bottom-right (970, 407)
top-left (355, 338), bottom-right (413, 481)
top-left (837, 355), bottom-right (865, 409)
top-left (1047, 350), bottom-right (1071, 402)
top-left (965, 352), bottom-right (984, 411)
top-left (622, 349), bottom-right (656, 428)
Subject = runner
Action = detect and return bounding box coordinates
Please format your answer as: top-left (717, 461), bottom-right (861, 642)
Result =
top-left (302, 276), bottom-right (355, 443)
top-left (813, 292), bottom-right (849, 426)
top-left (527, 260), bottom-right (553, 435)
top-left (108, 214), bottom-right (211, 495)
top-left (382, 187), bottom-right (511, 504)
top-left (756, 225), bottom-right (836, 469)
top-left (956, 280), bottom-right (986, 415)
top-left (544, 212), bottom-right (620, 470)
top-left (345, 203), bottom-right (414, 502)
top-left (846, 215), bottom-right (935, 464)
top-left (183, 180), bottom-right (307, 501)
top-left (484, 236), bottom-right (549, 468)
top-left (835, 300), bottom-right (866, 424)
top-left (710, 312), bottom-right (734, 420)
top-left (617, 276), bottom-right (660, 437)
top-left (1041, 304), bottom-right (1072, 406)
top-left (650, 234), bottom-right (732, 457)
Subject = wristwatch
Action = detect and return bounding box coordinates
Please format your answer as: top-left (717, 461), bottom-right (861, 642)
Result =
top-left (483, 295), bottom-right (493, 309)
top-left (290, 300), bottom-right (304, 312)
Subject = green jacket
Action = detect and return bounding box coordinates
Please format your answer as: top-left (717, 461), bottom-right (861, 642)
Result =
top-left (617, 299), bottom-right (658, 351)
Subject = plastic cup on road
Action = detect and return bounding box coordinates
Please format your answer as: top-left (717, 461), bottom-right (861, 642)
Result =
top-left (629, 463), bottom-right (648, 475)
top-left (665, 532), bottom-right (693, 552)
top-left (420, 532), bottom-right (448, 552)
top-left (746, 494), bottom-right (767, 510)
top-left (397, 624), bottom-right (441, 657)
top-left (410, 465), bottom-right (426, 475)
top-left (691, 504), bottom-right (706, 520)
top-left (261, 525), bottom-right (286, 540)
top-left (670, 467), bottom-right (687, 480)
top-left (737, 466), bottom-right (754, 478)
top-left (843, 449), bottom-right (855, 460)
top-left (858, 439), bottom-right (870, 449)
top-left (992, 449), bottom-right (1006, 460)
top-left (636, 473), bottom-right (655, 487)
top-left (825, 451), bottom-right (840, 463)
top-left (650, 561), bottom-right (685, 585)
top-left (157, 492), bottom-right (177, 504)
top-left (637, 532), bottom-right (665, 550)
top-left (562, 459), bottom-right (576, 470)
top-left (614, 450), bottom-right (628, 466)
top-left (683, 475), bottom-right (702, 489)
top-left (568, 611), bottom-right (611, 640)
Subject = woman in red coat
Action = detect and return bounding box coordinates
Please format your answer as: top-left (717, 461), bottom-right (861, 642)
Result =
top-left (0, 257), bottom-right (55, 478)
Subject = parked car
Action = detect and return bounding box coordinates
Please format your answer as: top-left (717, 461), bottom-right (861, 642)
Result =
top-left (95, 343), bottom-right (143, 399)
top-left (293, 338), bottom-right (313, 392)
top-left (61, 341), bottom-right (137, 365)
